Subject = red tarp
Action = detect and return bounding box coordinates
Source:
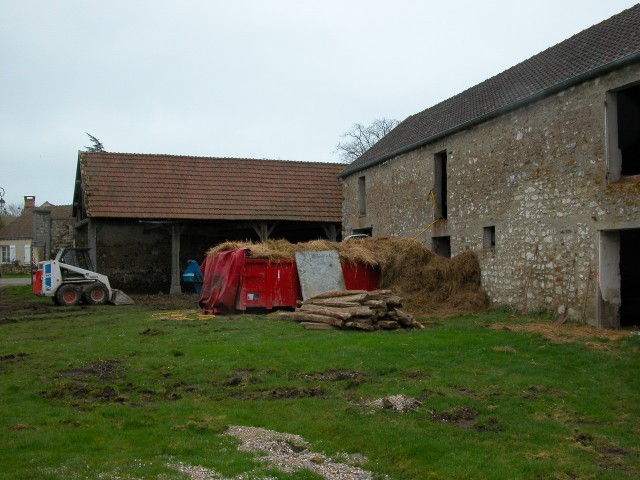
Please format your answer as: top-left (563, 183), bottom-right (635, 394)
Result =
top-left (199, 248), bottom-right (249, 314)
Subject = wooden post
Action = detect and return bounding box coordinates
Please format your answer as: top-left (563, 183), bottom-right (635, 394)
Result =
top-left (169, 223), bottom-right (185, 294)
top-left (322, 224), bottom-right (337, 241)
top-left (252, 222), bottom-right (277, 242)
top-left (88, 219), bottom-right (97, 269)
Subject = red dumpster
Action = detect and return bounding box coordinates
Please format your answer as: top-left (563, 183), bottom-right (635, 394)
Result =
top-left (342, 262), bottom-right (381, 291)
top-left (236, 257), bottom-right (300, 310)
top-left (199, 248), bottom-right (381, 314)
top-left (199, 249), bottom-right (300, 314)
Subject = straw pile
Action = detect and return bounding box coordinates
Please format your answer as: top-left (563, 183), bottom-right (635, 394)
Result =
top-left (207, 236), bottom-right (489, 317)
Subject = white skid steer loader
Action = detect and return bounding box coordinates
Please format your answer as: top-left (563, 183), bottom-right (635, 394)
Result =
top-left (33, 248), bottom-right (134, 306)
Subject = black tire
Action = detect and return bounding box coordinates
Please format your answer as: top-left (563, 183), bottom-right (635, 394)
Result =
top-left (84, 283), bottom-right (109, 305)
top-left (56, 284), bottom-right (81, 306)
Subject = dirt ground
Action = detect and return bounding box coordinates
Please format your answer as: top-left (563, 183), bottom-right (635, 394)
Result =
top-left (128, 293), bottom-right (199, 309)
top-left (491, 322), bottom-right (637, 349)
top-left (0, 288), bottom-right (199, 322)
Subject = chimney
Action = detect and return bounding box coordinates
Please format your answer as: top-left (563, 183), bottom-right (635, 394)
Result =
top-left (24, 196), bottom-right (36, 208)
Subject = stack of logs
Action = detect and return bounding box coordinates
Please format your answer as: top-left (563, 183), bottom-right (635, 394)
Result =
top-left (272, 290), bottom-right (425, 331)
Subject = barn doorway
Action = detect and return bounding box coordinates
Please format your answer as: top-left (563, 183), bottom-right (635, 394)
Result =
top-left (620, 229), bottom-right (640, 327)
top-left (599, 228), bottom-right (640, 328)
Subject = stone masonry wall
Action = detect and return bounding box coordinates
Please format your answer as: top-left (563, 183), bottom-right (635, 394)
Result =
top-left (343, 64), bottom-right (640, 326)
top-left (96, 222), bottom-right (171, 293)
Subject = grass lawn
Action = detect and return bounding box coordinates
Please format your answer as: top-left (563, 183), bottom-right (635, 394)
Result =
top-left (1, 285), bottom-right (639, 479)
top-left (0, 273), bottom-right (30, 279)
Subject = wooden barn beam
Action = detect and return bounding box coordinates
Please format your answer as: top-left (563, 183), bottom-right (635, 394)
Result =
top-left (252, 222), bottom-right (278, 242)
top-left (322, 224), bottom-right (338, 242)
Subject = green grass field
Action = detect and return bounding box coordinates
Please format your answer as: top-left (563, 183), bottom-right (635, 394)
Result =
top-left (1, 285), bottom-right (639, 479)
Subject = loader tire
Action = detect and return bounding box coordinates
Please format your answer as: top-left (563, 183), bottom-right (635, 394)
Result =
top-left (84, 283), bottom-right (109, 305)
top-left (56, 284), bottom-right (81, 306)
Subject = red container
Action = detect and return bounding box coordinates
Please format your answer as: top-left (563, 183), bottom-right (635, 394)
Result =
top-left (200, 248), bottom-right (382, 314)
top-left (342, 262), bottom-right (381, 291)
top-left (236, 258), bottom-right (300, 310)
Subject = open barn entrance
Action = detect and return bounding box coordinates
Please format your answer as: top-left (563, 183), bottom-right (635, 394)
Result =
top-left (620, 229), bottom-right (640, 327)
top-left (599, 229), bottom-right (640, 328)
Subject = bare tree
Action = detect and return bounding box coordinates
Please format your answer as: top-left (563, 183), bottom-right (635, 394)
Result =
top-left (335, 118), bottom-right (400, 163)
top-left (5, 202), bottom-right (23, 216)
top-left (84, 133), bottom-right (105, 152)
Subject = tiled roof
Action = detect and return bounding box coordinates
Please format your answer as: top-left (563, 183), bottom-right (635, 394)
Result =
top-left (0, 205), bottom-right (72, 239)
top-left (341, 4), bottom-right (640, 177)
top-left (76, 152), bottom-right (343, 222)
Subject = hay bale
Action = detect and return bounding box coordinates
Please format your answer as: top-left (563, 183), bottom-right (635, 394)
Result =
top-left (450, 251), bottom-right (482, 287)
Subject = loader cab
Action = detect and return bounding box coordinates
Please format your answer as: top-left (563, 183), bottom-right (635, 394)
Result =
top-left (58, 248), bottom-right (94, 272)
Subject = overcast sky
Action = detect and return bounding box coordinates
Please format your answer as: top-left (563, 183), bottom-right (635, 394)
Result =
top-left (0, 0), bottom-right (637, 208)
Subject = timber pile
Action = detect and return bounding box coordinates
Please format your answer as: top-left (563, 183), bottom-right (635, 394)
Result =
top-left (272, 290), bottom-right (425, 331)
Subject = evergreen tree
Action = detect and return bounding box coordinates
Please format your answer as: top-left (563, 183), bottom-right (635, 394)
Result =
top-left (84, 133), bottom-right (105, 152)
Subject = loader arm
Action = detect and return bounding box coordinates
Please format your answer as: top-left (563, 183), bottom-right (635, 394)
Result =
top-left (57, 262), bottom-right (113, 294)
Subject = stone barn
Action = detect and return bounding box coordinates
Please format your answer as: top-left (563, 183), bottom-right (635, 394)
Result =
top-left (339, 6), bottom-right (640, 328)
top-left (73, 152), bottom-right (343, 293)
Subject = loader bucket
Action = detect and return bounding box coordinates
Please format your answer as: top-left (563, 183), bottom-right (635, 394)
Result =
top-left (110, 289), bottom-right (135, 305)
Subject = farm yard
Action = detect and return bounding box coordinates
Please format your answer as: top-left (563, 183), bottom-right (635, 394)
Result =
top-left (1, 285), bottom-right (639, 480)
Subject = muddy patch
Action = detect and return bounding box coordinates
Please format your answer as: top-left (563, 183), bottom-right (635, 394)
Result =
top-left (237, 386), bottom-right (326, 400)
top-left (42, 381), bottom-right (129, 406)
top-left (62, 360), bottom-right (124, 381)
top-left (299, 369), bottom-right (367, 388)
top-left (129, 294), bottom-right (198, 309)
top-left (0, 352), bottom-right (29, 363)
top-left (224, 369), bottom-right (264, 388)
top-left (573, 429), bottom-right (629, 469)
top-left (41, 360), bottom-right (198, 408)
top-left (139, 327), bottom-right (165, 336)
top-left (427, 405), bottom-right (501, 431)
top-left (429, 405), bottom-right (476, 428)
top-left (447, 384), bottom-right (504, 400)
top-left (404, 369), bottom-right (432, 380)
top-left (521, 384), bottom-right (566, 400)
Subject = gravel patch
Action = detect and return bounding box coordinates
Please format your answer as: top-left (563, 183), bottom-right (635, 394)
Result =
top-left (165, 426), bottom-right (377, 480)
top-left (166, 462), bottom-right (275, 480)
top-left (366, 395), bottom-right (422, 413)
top-left (226, 425), bottom-right (377, 480)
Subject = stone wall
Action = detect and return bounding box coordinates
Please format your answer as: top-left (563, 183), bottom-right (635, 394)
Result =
top-left (51, 217), bottom-right (74, 251)
top-left (32, 208), bottom-right (75, 261)
top-left (342, 64), bottom-right (640, 326)
top-left (94, 221), bottom-right (171, 293)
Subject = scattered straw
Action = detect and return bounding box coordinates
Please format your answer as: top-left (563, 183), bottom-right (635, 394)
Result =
top-left (492, 322), bottom-right (632, 348)
top-left (152, 310), bottom-right (216, 321)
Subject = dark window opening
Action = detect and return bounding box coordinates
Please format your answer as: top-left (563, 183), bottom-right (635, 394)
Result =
top-left (432, 236), bottom-right (451, 258)
top-left (353, 227), bottom-right (372, 236)
top-left (483, 226), bottom-right (496, 250)
top-left (617, 85), bottom-right (640, 176)
top-left (608, 84), bottom-right (640, 181)
top-left (620, 229), bottom-right (640, 327)
top-left (358, 176), bottom-right (367, 215)
top-left (434, 151), bottom-right (448, 219)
